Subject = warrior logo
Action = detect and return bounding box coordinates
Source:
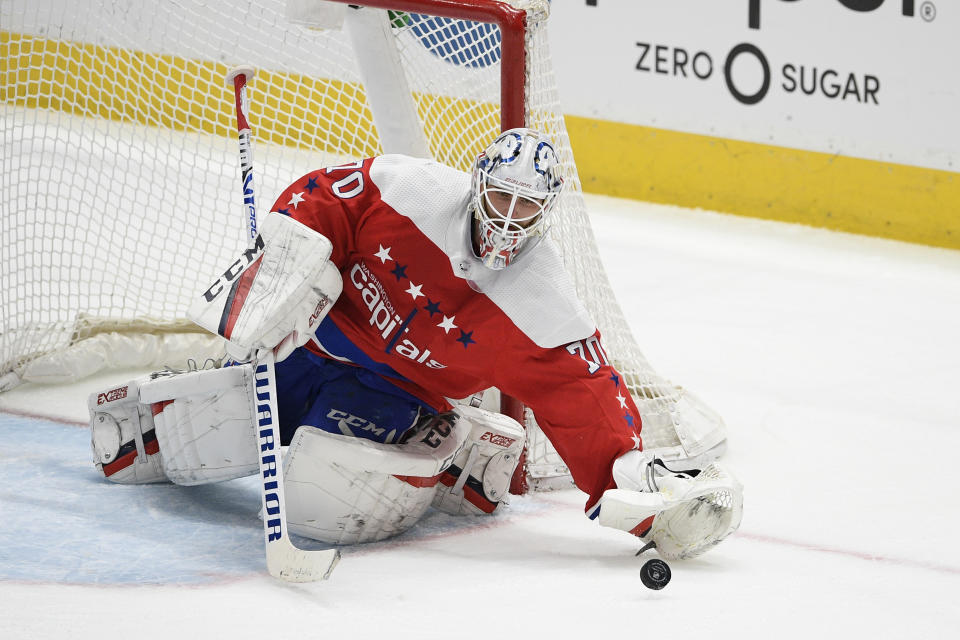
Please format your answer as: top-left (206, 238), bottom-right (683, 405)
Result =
top-left (255, 363), bottom-right (283, 543)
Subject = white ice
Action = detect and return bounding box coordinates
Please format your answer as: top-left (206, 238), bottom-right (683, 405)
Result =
top-left (2, 193), bottom-right (959, 638)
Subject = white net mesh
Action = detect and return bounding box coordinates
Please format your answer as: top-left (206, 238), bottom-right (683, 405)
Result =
top-left (1, 0), bottom-right (724, 479)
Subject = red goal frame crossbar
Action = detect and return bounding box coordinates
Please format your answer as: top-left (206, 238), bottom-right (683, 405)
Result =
top-left (324, 0), bottom-right (532, 493)
top-left (324, 0), bottom-right (526, 131)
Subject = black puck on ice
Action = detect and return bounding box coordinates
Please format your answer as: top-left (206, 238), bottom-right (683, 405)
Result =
top-left (640, 558), bottom-right (671, 590)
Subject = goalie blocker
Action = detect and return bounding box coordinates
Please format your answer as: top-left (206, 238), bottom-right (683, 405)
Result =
top-left (88, 364), bottom-right (527, 543)
top-left (188, 211), bottom-right (343, 363)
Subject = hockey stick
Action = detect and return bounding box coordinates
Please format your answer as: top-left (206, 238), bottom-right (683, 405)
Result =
top-left (226, 66), bottom-right (340, 582)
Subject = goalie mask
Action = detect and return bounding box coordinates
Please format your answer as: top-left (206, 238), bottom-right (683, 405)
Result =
top-left (470, 128), bottom-right (564, 270)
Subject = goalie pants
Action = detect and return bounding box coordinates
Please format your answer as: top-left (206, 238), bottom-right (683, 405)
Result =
top-left (273, 348), bottom-right (433, 446)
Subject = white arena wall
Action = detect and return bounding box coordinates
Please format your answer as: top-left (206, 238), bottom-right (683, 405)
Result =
top-left (548, 0), bottom-right (959, 249)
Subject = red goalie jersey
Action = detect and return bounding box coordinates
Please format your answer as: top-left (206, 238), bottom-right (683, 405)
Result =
top-left (270, 155), bottom-right (643, 511)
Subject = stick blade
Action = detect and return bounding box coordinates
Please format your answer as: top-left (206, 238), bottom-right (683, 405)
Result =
top-left (267, 545), bottom-right (341, 583)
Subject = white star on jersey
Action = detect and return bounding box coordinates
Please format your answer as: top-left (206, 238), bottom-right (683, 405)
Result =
top-left (616, 392), bottom-right (627, 409)
top-left (288, 192), bottom-right (305, 208)
top-left (406, 282), bottom-right (424, 300)
top-left (631, 433), bottom-right (641, 449)
top-left (374, 245), bottom-right (393, 263)
top-left (437, 315), bottom-right (458, 333)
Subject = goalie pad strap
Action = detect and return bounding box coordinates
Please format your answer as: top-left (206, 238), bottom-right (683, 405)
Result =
top-left (394, 474), bottom-right (442, 488)
top-left (99, 395), bottom-right (169, 478)
top-left (431, 405), bottom-right (526, 516)
top-left (392, 465), bottom-right (502, 514)
top-left (151, 400), bottom-right (172, 416)
top-left (438, 465), bottom-right (498, 514)
top-left (101, 428), bottom-right (159, 478)
top-left (89, 377), bottom-right (167, 484)
top-left (393, 466), bottom-right (499, 514)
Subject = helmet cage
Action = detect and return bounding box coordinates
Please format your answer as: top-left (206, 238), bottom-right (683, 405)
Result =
top-left (471, 130), bottom-right (564, 270)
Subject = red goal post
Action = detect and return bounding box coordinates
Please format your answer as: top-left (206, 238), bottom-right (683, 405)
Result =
top-left (323, 0), bottom-right (528, 131)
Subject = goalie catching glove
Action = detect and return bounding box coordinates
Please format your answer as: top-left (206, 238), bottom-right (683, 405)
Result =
top-left (188, 212), bottom-right (342, 362)
top-left (594, 450), bottom-right (743, 560)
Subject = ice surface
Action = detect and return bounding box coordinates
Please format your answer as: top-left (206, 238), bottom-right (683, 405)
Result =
top-left (2, 193), bottom-right (959, 639)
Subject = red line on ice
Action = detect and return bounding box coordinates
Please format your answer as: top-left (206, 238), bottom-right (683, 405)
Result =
top-left (738, 531), bottom-right (960, 576)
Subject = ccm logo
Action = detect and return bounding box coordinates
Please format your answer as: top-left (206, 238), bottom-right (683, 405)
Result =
top-left (97, 386), bottom-right (128, 405)
top-left (201, 234), bottom-right (265, 302)
top-left (480, 432), bottom-right (516, 448)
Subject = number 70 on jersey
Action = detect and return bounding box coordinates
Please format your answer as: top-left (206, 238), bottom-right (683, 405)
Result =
top-left (566, 336), bottom-right (610, 375)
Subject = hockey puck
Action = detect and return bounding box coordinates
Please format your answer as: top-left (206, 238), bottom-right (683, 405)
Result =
top-left (640, 558), bottom-right (671, 590)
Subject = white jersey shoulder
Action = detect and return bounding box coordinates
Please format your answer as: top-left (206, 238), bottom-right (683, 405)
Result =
top-left (370, 154), bottom-right (470, 240)
top-left (369, 155), bottom-right (595, 349)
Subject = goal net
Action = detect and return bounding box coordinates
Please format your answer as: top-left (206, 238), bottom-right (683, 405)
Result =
top-left (1, 0), bottom-right (726, 488)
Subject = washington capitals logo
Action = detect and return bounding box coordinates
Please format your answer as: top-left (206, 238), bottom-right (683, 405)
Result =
top-left (348, 244), bottom-right (480, 370)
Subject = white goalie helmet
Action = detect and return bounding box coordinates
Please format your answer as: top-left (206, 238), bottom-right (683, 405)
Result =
top-left (470, 128), bottom-right (564, 270)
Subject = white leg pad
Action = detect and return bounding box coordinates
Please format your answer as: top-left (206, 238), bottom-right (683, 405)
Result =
top-left (138, 365), bottom-right (260, 485)
top-left (282, 411), bottom-right (472, 544)
top-left (88, 378), bottom-right (167, 484)
top-left (432, 405), bottom-right (526, 516)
